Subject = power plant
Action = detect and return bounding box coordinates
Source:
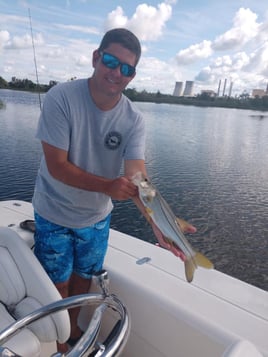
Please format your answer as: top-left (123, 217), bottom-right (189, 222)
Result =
top-left (173, 78), bottom-right (268, 98)
top-left (183, 81), bottom-right (194, 96)
top-left (216, 78), bottom-right (234, 97)
top-left (173, 81), bottom-right (183, 96)
top-left (252, 82), bottom-right (268, 98)
top-left (173, 81), bottom-right (194, 97)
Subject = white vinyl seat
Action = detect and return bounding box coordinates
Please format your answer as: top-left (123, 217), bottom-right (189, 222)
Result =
top-left (0, 227), bottom-right (70, 356)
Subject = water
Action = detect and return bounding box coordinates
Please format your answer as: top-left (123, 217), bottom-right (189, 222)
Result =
top-left (0, 89), bottom-right (267, 291)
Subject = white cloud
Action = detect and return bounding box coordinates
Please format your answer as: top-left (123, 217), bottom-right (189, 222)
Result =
top-left (175, 40), bottom-right (212, 65)
top-left (212, 8), bottom-right (260, 51)
top-left (104, 2), bottom-right (172, 41)
top-left (133, 55), bottom-right (182, 93)
top-left (175, 7), bottom-right (261, 67)
top-left (232, 52), bottom-right (250, 70)
top-left (171, 6), bottom-right (268, 95)
top-left (55, 24), bottom-right (99, 35)
top-left (0, 30), bottom-right (10, 49)
top-left (195, 67), bottom-right (215, 84)
top-left (4, 33), bottom-right (44, 49)
top-left (212, 55), bottom-right (232, 68)
top-left (245, 42), bottom-right (268, 75)
top-left (75, 54), bottom-right (91, 67)
top-left (105, 6), bottom-right (128, 29)
top-left (43, 46), bottom-right (64, 58)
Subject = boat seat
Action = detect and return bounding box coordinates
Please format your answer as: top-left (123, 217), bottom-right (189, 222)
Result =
top-left (0, 227), bottom-right (70, 356)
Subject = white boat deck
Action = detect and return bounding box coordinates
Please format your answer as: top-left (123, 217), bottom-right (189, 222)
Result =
top-left (0, 200), bottom-right (267, 357)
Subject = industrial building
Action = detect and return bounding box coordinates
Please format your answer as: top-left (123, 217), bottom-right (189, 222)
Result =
top-left (217, 79), bottom-right (234, 97)
top-left (173, 80), bottom-right (194, 97)
top-left (172, 81), bottom-right (183, 96)
top-left (173, 79), bottom-right (268, 98)
top-left (183, 81), bottom-right (194, 96)
top-left (252, 83), bottom-right (268, 98)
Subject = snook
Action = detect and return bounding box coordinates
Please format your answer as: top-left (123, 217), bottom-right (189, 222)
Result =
top-left (132, 172), bottom-right (214, 283)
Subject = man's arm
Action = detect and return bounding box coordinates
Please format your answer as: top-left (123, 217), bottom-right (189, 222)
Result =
top-left (42, 141), bottom-right (137, 200)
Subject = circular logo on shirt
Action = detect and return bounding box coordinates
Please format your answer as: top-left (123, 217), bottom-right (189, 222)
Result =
top-left (104, 131), bottom-right (122, 150)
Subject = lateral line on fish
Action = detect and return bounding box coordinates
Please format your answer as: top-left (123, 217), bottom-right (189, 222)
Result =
top-left (156, 191), bottom-right (194, 258)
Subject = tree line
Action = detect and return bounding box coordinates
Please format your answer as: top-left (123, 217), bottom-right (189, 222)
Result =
top-left (0, 76), bottom-right (57, 92)
top-left (1, 76), bottom-right (268, 111)
top-left (124, 88), bottom-right (268, 111)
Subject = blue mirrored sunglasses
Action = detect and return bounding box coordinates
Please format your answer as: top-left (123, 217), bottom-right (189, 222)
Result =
top-left (100, 51), bottom-right (136, 77)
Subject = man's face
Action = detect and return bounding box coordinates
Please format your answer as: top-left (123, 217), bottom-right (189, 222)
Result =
top-left (92, 43), bottom-right (137, 98)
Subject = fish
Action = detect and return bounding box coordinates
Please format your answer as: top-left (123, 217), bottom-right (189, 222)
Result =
top-left (132, 172), bottom-right (214, 283)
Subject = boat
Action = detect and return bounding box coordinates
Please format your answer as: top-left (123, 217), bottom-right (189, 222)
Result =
top-left (0, 199), bottom-right (267, 356)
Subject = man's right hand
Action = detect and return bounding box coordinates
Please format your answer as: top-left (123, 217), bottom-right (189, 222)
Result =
top-left (105, 176), bottom-right (137, 200)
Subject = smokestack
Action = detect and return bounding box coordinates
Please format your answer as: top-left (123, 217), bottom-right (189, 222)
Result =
top-left (222, 78), bottom-right (227, 96)
top-left (217, 79), bottom-right (221, 97)
top-left (228, 82), bottom-right (233, 97)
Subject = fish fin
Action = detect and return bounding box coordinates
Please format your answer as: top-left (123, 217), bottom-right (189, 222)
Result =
top-left (194, 252), bottom-right (214, 269)
top-left (184, 258), bottom-right (196, 283)
top-left (145, 207), bottom-right (154, 216)
top-left (185, 252), bottom-right (214, 283)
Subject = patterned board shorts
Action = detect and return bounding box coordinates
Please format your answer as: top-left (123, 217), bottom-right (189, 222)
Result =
top-left (34, 212), bottom-right (111, 283)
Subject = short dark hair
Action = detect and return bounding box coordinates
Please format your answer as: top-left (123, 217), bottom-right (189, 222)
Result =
top-left (98, 28), bottom-right (141, 65)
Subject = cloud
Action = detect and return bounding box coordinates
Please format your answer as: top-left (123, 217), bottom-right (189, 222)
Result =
top-left (104, 2), bottom-right (173, 41)
top-left (4, 33), bottom-right (44, 49)
top-left (42, 46), bottom-right (65, 59)
top-left (133, 55), bottom-right (182, 93)
top-left (195, 52), bottom-right (249, 85)
top-left (231, 52), bottom-right (250, 70)
top-left (212, 8), bottom-right (260, 51)
top-left (195, 67), bottom-right (215, 84)
top-left (212, 55), bottom-right (233, 68)
top-left (172, 6), bottom-right (268, 95)
top-left (0, 30), bottom-right (10, 50)
top-left (55, 24), bottom-right (99, 35)
top-left (245, 42), bottom-right (268, 76)
top-left (175, 40), bottom-right (213, 65)
top-left (257, 20), bottom-right (268, 43)
top-left (105, 6), bottom-right (128, 29)
top-left (194, 43), bottom-right (267, 95)
top-left (75, 54), bottom-right (91, 67)
top-left (174, 7), bottom-right (262, 67)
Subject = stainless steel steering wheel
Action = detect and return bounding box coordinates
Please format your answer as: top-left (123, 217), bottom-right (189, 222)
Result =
top-left (0, 271), bottom-right (130, 357)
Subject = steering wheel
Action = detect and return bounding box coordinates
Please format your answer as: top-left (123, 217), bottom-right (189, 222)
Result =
top-left (0, 273), bottom-right (130, 357)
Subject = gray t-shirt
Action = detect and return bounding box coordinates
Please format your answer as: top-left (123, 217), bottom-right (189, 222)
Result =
top-left (32, 78), bottom-right (145, 228)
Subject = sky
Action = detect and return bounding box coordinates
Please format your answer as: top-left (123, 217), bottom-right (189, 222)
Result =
top-left (0, 0), bottom-right (268, 96)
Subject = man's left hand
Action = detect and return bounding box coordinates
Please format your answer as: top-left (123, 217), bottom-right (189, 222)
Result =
top-left (152, 218), bottom-right (196, 261)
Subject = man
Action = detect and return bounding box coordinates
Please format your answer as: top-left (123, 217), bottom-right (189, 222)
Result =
top-left (32, 28), bottom-right (195, 352)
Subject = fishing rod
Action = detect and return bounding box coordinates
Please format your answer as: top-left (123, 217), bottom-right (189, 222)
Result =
top-left (28, 8), bottom-right (42, 110)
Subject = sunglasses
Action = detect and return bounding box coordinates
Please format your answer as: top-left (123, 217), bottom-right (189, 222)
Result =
top-left (99, 51), bottom-right (136, 77)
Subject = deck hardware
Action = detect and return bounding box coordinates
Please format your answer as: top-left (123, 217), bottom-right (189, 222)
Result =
top-left (136, 257), bottom-right (151, 265)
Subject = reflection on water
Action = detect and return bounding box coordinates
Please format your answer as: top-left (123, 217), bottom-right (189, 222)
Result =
top-left (0, 89), bottom-right (267, 290)
top-left (0, 90), bottom-right (43, 201)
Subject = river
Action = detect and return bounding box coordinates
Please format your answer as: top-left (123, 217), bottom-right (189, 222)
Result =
top-left (0, 88), bottom-right (267, 290)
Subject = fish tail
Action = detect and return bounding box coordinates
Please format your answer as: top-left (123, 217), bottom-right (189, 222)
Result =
top-left (184, 252), bottom-right (214, 283)
top-left (194, 252), bottom-right (214, 270)
top-left (184, 258), bottom-right (196, 283)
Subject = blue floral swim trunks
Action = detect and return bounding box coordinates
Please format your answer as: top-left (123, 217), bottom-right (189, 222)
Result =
top-left (34, 212), bottom-right (111, 283)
